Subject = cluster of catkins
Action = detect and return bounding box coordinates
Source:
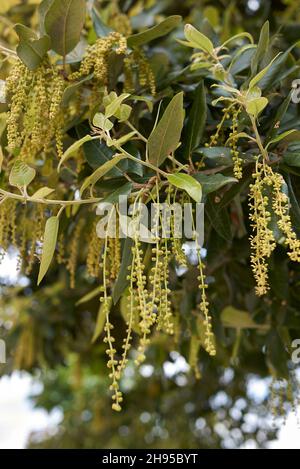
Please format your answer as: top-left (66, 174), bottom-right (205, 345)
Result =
top-left (70, 32), bottom-right (156, 96)
top-left (6, 61), bottom-right (65, 161)
top-left (0, 200), bottom-right (45, 273)
top-left (98, 191), bottom-right (215, 410)
top-left (249, 160), bottom-right (300, 296)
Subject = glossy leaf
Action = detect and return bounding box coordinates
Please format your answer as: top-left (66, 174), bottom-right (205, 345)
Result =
top-left (182, 81), bottom-right (206, 160)
top-left (183, 24), bottom-right (214, 54)
top-left (9, 160), bottom-right (36, 188)
top-left (37, 216), bottom-right (59, 285)
top-left (251, 21), bottom-right (269, 75)
top-left (221, 306), bottom-right (262, 329)
top-left (167, 173), bottom-right (202, 203)
top-left (112, 238), bottom-right (134, 304)
top-left (148, 92), bottom-right (184, 167)
top-left (44, 0), bottom-right (86, 57)
top-left (193, 173), bottom-right (237, 195)
top-left (31, 187), bottom-right (55, 199)
top-left (58, 135), bottom-right (95, 171)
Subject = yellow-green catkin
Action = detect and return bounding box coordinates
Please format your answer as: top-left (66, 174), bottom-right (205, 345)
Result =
top-left (249, 161), bottom-right (276, 296)
top-left (230, 105), bottom-right (243, 179)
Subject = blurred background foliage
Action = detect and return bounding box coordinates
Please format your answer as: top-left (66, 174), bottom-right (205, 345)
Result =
top-left (0, 0), bottom-right (300, 449)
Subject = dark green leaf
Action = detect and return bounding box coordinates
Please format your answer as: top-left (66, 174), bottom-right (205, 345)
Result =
top-left (37, 216), bottom-right (59, 285)
top-left (112, 238), bottom-right (134, 304)
top-left (167, 173), bottom-right (202, 202)
top-left (193, 173), bottom-right (237, 195)
top-left (205, 194), bottom-right (232, 241)
top-left (90, 6), bottom-right (113, 37)
top-left (196, 146), bottom-right (233, 167)
top-left (80, 155), bottom-right (126, 195)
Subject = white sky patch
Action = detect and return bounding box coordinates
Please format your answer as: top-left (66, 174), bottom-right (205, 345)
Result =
top-left (0, 373), bottom-right (61, 449)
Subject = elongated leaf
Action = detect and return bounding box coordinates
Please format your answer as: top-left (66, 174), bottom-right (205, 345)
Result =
top-left (92, 298), bottom-right (112, 343)
top-left (76, 285), bottom-right (103, 306)
top-left (80, 155), bottom-right (126, 195)
top-left (221, 306), bottom-right (262, 329)
top-left (9, 160), bottom-right (36, 188)
top-left (148, 92), bottom-right (184, 167)
top-left (58, 135), bottom-right (95, 171)
top-left (196, 146), bottom-right (233, 167)
top-left (167, 173), bottom-right (202, 203)
top-left (45, 0), bottom-right (86, 57)
top-left (127, 15), bottom-right (181, 47)
top-left (38, 0), bottom-right (54, 34)
top-left (15, 24), bottom-right (50, 70)
top-left (183, 81), bottom-right (206, 160)
top-left (37, 216), bottom-right (59, 285)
